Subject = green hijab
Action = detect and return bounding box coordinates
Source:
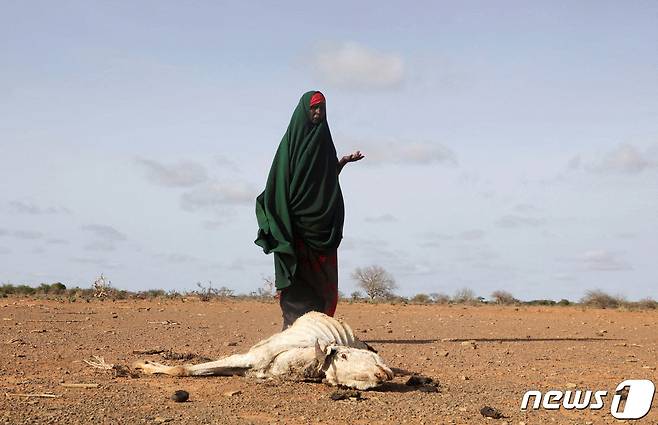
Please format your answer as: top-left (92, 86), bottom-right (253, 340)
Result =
top-left (255, 91), bottom-right (345, 289)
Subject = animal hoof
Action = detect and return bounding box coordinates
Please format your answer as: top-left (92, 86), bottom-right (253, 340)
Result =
top-left (171, 390), bottom-right (189, 402)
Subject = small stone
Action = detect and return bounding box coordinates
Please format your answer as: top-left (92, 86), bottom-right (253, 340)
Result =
top-left (329, 389), bottom-right (362, 401)
top-left (224, 341), bottom-right (238, 347)
top-left (170, 390), bottom-right (189, 402)
top-left (154, 418), bottom-right (172, 424)
top-left (223, 390), bottom-right (241, 397)
top-left (437, 350), bottom-right (449, 357)
top-left (460, 375), bottom-right (469, 381)
top-left (565, 383), bottom-right (577, 389)
top-left (480, 406), bottom-right (505, 419)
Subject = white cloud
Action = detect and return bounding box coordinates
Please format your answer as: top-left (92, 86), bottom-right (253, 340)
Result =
top-left (82, 224), bottom-right (127, 242)
top-left (513, 203), bottom-right (540, 213)
top-left (495, 215), bottom-right (545, 228)
top-left (581, 250), bottom-right (631, 271)
top-left (361, 141), bottom-right (457, 166)
top-left (137, 158), bottom-right (209, 187)
top-left (598, 144), bottom-right (655, 174)
top-left (181, 181), bottom-right (256, 211)
top-left (70, 257), bottom-right (121, 269)
top-left (46, 238), bottom-right (69, 245)
top-left (84, 241), bottom-right (117, 252)
top-left (0, 229), bottom-right (45, 240)
top-left (12, 230), bottom-right (44, 240)
top-left (454, 246), bottom-right (500, 263)
top-left (156, 253), bottom-right (198, 264)
top-left (310, 42), bottom-right (404, 89)
top-left (8, 200), bottom-right (70, 215)
top-left (364, 213), bottom-right (397, 223)
top-left (459, 230), bottom-right (485, 241)
top-left (569, 143), bottom-right (658, 174)
top-left (215, 155), bottom-right (240, 172)
top-left (567, 155), bottom-right (582, 171)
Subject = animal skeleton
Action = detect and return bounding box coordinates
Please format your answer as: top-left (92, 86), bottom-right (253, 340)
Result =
top-left (134, 311), bottom-right (394, 390)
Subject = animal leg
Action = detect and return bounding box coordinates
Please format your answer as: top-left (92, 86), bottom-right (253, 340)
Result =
top-left (133, 353), bottom-right (253, 377)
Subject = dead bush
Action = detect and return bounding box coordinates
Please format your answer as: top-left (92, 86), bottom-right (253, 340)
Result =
top-left (491, 290), bottom-right (519, 305)
top-left (580, 289), bottom-right (626, 309)
top-left (410, 293), bottom-right (431, 304)
top-left (452, 287), bottom-right (478, 305)
top-left (627, 298), bottom-right (658, 310)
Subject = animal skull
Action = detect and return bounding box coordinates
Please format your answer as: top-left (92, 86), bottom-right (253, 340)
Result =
top-left (315, 340), bottom-right (394, 390)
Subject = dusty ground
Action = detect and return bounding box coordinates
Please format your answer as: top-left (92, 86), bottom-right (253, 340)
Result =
top-left (1, 298), bottom-right (656, 424)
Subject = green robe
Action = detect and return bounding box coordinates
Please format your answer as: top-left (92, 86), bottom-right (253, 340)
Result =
top-left (255, 91), bottom-right (344, 290)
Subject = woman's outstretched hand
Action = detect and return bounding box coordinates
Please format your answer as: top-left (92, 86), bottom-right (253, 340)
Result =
top-left (339, 150), bottom-right (365, 166)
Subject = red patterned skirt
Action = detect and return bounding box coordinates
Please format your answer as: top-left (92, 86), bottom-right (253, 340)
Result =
top-left (279, 240), bottom-right (338, 329)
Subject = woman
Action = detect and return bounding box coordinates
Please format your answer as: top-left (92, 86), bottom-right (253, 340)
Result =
top-left (255, 91), bottom-right (363, 329)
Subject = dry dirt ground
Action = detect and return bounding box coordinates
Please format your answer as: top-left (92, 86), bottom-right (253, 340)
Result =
top-left (1, 298), bottom-right (657, 424)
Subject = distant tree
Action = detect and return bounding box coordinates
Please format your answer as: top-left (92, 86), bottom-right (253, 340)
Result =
top-left (351, 265), bottom-right (397, 300)
top-left (350, 291), bottom-right (363, 301)
top-left (50, 282), bottom-right (67, 294)
top-left (491, 290), bottom-right (518, 305)
top-left (452, 287), bottom-right (477, 304)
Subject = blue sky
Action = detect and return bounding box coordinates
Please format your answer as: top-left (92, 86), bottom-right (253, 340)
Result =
top-left (1, 1), bottom-right (657, 300)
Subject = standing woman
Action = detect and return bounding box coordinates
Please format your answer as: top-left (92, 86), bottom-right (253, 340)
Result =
top-left (255, 91), bottom-right (364, 329)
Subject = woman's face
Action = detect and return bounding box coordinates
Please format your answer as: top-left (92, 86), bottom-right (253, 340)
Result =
top-left (308, 102), bottom-right (326, 125)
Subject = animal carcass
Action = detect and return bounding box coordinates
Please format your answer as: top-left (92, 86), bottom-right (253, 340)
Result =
top-left (134, 311), bottom-right (394, 390)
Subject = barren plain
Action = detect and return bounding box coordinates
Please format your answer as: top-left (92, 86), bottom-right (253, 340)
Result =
top-left (1, 298), bottom-right (657, 424)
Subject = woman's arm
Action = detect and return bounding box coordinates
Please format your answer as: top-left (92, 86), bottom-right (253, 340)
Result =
top-left (337, 150), bottom-right (365, 174)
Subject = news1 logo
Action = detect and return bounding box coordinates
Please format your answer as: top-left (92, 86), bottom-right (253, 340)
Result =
top-left (521, 380), bottom-right (655, 420)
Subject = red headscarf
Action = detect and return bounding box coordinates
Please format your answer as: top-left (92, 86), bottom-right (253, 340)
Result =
top-left (310, 91), bottom-right (325, 107)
